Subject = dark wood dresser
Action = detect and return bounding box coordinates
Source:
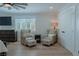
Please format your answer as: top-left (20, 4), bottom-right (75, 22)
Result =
top-left (0, 30), bottom-right (17, 42)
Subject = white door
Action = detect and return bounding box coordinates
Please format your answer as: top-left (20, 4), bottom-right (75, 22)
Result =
top-left (58, 6), bottom-right (75, 54)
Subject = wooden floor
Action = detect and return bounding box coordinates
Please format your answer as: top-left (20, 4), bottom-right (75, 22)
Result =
top-left (7, 42), bottom-right (72, 56)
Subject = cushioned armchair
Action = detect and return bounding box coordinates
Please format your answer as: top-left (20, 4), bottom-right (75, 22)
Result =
top-left (41, 29), bottom-right (57, 46)
top-left (21, 30), bottom-right (36, 47)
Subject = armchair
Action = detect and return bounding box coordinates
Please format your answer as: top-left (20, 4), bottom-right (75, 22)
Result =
top-left (41, 29), bottom-right (57, 46)
top-left (21, 30), bottom-right (36, 47)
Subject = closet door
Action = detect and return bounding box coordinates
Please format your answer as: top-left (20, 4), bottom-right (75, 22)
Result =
top-left (58, 6), bottom-right (75, 54)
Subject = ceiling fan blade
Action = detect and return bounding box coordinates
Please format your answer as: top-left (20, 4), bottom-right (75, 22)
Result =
top-left (7, 7), bottom-right (12, 10)
top-left (14, 5), bottom-right (26, 9)
top-left (14, 3), bottom-right (28, 6)
top-left (12, 5), bottom-right (19, 10)
top-left (0, 5), bottom-right (3, 7)
top-left (0, 3), bottom-right (4, 7)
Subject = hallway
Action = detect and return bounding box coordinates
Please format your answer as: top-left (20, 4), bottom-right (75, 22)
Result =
top-left (7, 42), bottom-right (72, 56)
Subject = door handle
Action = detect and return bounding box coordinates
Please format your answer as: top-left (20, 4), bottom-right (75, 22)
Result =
top-left (61, 31), bottom-right (65, 33)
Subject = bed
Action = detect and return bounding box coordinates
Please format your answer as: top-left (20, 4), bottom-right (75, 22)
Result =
top-left (0, 40), bottom-right (8, 56)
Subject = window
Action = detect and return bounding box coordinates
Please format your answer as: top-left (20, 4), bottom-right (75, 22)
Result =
top-left (15, 18), bottom-right (36, 32)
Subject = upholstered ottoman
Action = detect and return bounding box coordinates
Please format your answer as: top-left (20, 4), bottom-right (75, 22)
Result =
top-left (25, 37), bottom-right (36, 47)
top-left (41, 37), bottom-right (53, 46)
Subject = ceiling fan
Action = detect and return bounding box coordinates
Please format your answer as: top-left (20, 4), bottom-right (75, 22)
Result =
top-left (0, 3), bottom-right (28, 10)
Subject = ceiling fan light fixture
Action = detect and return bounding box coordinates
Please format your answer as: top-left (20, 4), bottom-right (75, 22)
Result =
top-left (4, 4), bottom-right (11, 7)
top-left (0, 3), bottom-right (28, 10)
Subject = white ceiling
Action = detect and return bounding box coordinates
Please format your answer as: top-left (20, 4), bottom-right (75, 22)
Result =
top-left (0, 3), bottom-right (72, 14)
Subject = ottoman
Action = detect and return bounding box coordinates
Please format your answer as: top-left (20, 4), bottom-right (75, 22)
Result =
top-left (25, 37), bottom-right (36, 47)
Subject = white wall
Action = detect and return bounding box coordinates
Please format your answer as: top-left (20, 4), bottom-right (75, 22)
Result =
top-left (0, 13), bottom-right (50, 33)
top-left (14, 13), bottom-right (55, 35)
top-left (35, 14), bottom-right (51, 35)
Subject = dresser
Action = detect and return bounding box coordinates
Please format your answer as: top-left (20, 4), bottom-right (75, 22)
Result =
top-left (0, 30), bottom-right (17, 42)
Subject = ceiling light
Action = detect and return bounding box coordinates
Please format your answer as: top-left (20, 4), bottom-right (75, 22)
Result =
top-left (49, 6), bottom-right (53, 9)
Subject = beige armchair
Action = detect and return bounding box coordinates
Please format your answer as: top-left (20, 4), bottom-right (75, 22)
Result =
top-left (21, 30), bottom-right (36, 47)
top-left (41, 29), bottom-right (57, 46)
